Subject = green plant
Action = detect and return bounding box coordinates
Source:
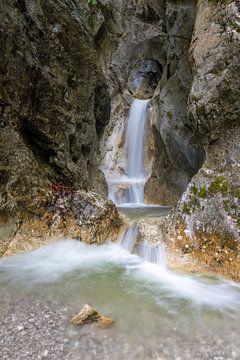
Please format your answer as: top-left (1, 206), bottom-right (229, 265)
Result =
top-left (88, 0), bottom-right (97, 5)
top-left (167, 111), bottom-right (173, 120)
top-left (183, 202), bottom-right (191, 215)
top-left (198, 187), bottom-right (207, 198)
top-left (208, 176), bottom-right (229, 194)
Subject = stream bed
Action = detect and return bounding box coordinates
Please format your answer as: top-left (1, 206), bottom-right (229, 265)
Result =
top-left (0, 239), bottom-right (240, 360)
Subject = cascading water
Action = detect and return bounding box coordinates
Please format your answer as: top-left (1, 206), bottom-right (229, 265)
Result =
top-left (124, 99), bottom-right (149, 204)
top-left (105, 98), bottom-right (167, 265)
top-left (108, 99), bottom-right (149, 205)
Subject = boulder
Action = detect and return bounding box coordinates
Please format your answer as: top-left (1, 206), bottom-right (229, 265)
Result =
top-left (70, 304), bottom-right (114, 328)
top-left (1, 184), bottom-right (122, 257)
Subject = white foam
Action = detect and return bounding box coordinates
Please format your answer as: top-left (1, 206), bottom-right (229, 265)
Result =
top-left (1, 240), bottom-right (239, 311)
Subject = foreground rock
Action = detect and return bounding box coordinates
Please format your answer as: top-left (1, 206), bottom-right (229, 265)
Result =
top-left (1, 184), bottom-right (122, 257)
top-left (70, 304), bottom-right (114, 328)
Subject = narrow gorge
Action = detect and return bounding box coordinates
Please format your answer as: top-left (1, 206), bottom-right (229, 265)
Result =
top-left (0, 0), bottom-right (240, 359)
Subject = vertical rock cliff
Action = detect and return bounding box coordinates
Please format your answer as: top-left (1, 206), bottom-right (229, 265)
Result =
top-left (0, 0), bottom-right (118, 255)
top-left (164, 0), bottom-right (240, 280)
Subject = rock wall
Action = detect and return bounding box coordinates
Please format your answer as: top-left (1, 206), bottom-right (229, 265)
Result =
top-left (99, 0), bottom-right (205, 206)
top-left (163, 0), bottom-right (240, 280)
top-left (97, 0), bottom-right (240, 279)
top-left (0, 0), bottom-right (115, 253)
top-left (0, 0), bottom-right (110, 194)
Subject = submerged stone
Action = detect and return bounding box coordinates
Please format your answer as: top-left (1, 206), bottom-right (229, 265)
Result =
top-left (70, 304), bottom-right (114, 328)
top-left (128, 60), bottom-right (162, 100)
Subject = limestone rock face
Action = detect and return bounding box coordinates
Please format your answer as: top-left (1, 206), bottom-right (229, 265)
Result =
top-left (100, 0), bottom-right (205, 206)
top-left (164, 128), bottom-right (240, 280)
top-left (0, 0), bottom-right (110, 197)
top-left (145, 0), bottom-right (205, 206)
top-left (1, 0), bottom-right (240, 281)
top-left (0, 0), bottom-right (113, 252)
top-left (163, 2), bottom-right (240, 280)
top-left (188, 1), bottom-right (240, 143)
top-left (128, 60), bottom-right (162, 100)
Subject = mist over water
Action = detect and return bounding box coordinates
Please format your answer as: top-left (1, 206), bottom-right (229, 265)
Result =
top-left (1, 240), bottom-right (240, 312)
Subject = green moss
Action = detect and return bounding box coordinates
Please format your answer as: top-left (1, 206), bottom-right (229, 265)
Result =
top-left (198, 187), bottom-right (207, 198)
top-left (167, 111), bottom-right (173, 120)
top-left (197, 104), bottom-right (206, 115)
top-left (183, 202), bottom-right (191, 215)
top-left (191, 95), bottom-right (201, 101)
top-left (88, 0), bottom-right (97, 5)
top-left (208, 176), bottom-right (229, 194)
top-left (189, 195), bottom-right (199, 209)
top-left (191, 185), bottom-right (198, 196)
top-left (236, 189), bottom-right (240, 199)
top-left (223, 199), bottom-right (229, 211)
top-left (229, 20), bottom-right (238, 30)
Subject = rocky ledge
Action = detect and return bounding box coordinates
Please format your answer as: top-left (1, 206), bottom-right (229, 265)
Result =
top-left (0, 184), bottom-right (122, 257)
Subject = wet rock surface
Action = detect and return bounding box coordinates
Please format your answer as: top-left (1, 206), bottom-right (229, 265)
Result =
top-left (128, 60), bottom-right (162, 100)
top-left (98, 0), bottom-right (240, 280)
top-left (70, 304), bottom-right (113, 328)
top-left (100, 0), bottom-right (205, 207)
top-left (1, 185), bottom-right (122, 257)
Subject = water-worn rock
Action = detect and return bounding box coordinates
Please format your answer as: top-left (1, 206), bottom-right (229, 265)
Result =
top-left (145, 0), bottom-right (205, 205)
top-left (128, 60), bottom-right (162, 100)
top-left (70, 304), bottom-right (113, 328)
top-left (1, 185), bottom-right (122, 256)
top-left (162, 1), bottom-right (240, 281)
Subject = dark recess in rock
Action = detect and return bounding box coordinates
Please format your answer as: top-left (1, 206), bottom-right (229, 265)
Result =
top-left (94, 82), bottom-right (111, 137)
top-left (128, 59), bottom-right (162, 100)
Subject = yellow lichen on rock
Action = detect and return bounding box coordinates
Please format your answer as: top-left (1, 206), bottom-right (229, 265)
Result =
top-left (70, 304), bottom-right (114, 328)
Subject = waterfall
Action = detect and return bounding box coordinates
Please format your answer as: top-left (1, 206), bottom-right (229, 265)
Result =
top-left (108, 99), bottom-right (149, 205)
top-left (125, 99), bottom-right (149, 203)
top-left (104, 98), bottom-right (166, 268)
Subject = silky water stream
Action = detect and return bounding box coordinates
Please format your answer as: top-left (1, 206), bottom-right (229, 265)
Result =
top-left (0, 100), bottom-right (240, 360)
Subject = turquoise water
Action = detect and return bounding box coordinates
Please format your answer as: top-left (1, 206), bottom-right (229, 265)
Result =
top-left (0, 240), bottom-right (240, 359)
